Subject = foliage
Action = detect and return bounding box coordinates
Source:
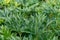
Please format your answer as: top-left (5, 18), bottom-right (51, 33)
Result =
top-left (0, 0), bottom-right (60, 40)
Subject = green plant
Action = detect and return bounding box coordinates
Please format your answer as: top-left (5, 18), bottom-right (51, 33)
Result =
top-left (0, 0), bottom-right (60, 40)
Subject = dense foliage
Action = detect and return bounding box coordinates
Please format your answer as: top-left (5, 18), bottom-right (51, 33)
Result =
top-left (0, 0), bottom-right (60, 40)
